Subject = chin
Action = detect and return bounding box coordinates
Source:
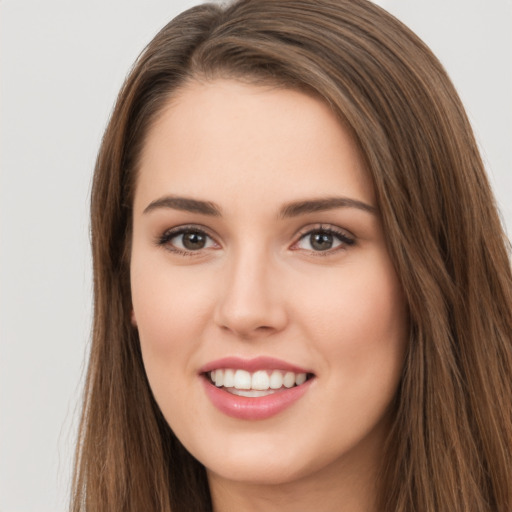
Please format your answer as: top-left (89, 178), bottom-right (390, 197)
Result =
top-left (185, 409), bottom-right (392, 491)
top-left (205, 453), bottom-right (314, 486)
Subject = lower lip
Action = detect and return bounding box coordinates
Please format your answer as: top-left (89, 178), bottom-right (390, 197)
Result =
top-left (202, 377), bottom-right (313, 420)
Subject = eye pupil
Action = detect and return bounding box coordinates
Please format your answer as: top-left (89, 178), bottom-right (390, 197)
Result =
top-left (183, 232), bottom-right (206, 250)
top-left (310, 232), bottom-right (333, 251)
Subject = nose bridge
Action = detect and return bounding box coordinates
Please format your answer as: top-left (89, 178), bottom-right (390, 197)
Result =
top-left (214, 239), bottom-right (287, 337)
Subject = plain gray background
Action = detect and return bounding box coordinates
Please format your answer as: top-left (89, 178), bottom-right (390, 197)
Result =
top-left (1, 1), bottom-right (510, 511)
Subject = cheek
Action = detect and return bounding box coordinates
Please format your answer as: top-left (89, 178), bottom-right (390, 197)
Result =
top-left (130, 262), bottom-right (216, 429)
top-left (291, 258), bottom-right (407, 456)
top-left (295, 254), bottom-right (407, 381)
top-left (131, 257), bottom-right (214, 358)
top-left (130, 257), bottom-right (216, 422)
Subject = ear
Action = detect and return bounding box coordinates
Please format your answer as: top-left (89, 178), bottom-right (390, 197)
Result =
top-left (130, 308), bottom-right (138, 327)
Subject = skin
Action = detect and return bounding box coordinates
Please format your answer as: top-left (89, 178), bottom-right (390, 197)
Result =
top-left (130, 79), bottom-right (408, 512)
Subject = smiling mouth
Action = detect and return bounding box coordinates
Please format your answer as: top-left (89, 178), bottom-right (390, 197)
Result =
top-left (205, 369), bottom-right (315, 397)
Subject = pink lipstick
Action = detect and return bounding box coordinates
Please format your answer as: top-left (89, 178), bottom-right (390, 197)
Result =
top-left (200, 357), bottom-right (314, 420)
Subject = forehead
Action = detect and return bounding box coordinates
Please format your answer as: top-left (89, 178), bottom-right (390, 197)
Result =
top-left (134, 79), bottom-right (374, 214)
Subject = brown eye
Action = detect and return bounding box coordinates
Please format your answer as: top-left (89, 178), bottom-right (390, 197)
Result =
top-left (295, 227), bottom-right (355, 253)
top-left (158, 227), bottom-right (218, 254)
top-left (181, 231), bottom-right (207, 250)
top-left (310, 232), bottom-right (335, 251)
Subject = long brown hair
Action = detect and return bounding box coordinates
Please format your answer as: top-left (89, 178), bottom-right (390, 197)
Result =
top-left (71, 0), bottom-right (512, 510)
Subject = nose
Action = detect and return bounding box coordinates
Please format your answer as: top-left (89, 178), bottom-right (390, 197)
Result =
top-left (213, 247), bottom-right (288, 340)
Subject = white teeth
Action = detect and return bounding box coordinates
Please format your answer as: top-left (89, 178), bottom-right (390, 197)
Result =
top-left (269, 370), bottom-right (284, 389)
top-left (223, 368), bottom-right (235, 388)
top-left (208, 368), bottom-right (311, 391)
top-left (251, 370), bottom-right (270, 390)
top-left (234, 369), bottom-right (252, 390)
top-left (283, 371), bottom-right (295, 388)
top-left (295, 373), bottom-right (307, 385)
top-left (229, 388), bottom-right (277, 397)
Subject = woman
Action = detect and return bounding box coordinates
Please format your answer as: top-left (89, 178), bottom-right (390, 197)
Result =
top-left (71, 0), bottom-right (512, 510)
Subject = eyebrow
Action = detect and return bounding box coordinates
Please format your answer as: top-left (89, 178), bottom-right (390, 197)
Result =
top-left (143, 195), bottom-right (377, 217)
top-left (143, 196), bottom-right (222, 216)
top-left (279, 197), bottom-right (377, 218)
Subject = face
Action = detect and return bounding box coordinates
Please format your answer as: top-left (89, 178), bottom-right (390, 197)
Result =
top-left (130, 79), bottom-right (407, 490)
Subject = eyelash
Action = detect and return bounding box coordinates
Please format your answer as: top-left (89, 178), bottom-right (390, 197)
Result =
top-left (293, 224), bottom-right (355, 255)
top-left (156, 224), bottom-right (355, 257)
top-left (156, 225), bottom-right (216, 257)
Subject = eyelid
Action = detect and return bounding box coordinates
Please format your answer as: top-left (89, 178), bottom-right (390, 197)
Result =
top-left (155, 224), bottom-right (220, 256)
top-left (290, 224), bottom-right (355, 254)
top-left (155, 222), bottom-right (355, 257)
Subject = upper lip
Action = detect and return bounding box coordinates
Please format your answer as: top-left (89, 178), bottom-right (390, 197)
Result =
top-left (199, 356), bottom-right (312, 374)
